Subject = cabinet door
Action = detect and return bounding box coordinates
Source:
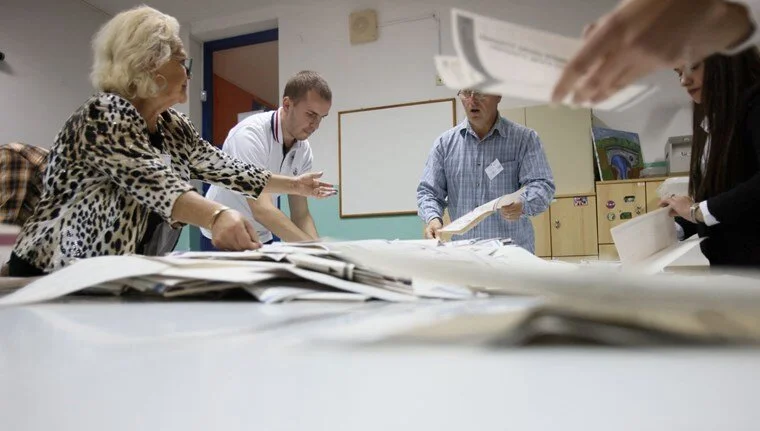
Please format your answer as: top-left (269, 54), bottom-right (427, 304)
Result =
top-left (598, 244), bottom-right (620, 261)
top-left (500, 107), bottom-right (526, 126)
top-left (645, 180), bottom-right (665, 212)
top-left (596, 182), bottom-right (647, 244)
top-left (550, 196), bottom-right (598, 256)
top-left (526, 105), bottom-right (594, 196)
top-left (530, 211), bottom-right (551, 257)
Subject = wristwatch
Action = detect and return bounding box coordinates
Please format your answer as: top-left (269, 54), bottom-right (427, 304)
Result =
top-left (689, 202), bottom-right (704, 224)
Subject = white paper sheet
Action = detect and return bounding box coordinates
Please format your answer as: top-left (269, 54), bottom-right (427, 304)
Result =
top-left (325, 240), bottom-right (760, 309)
top-left (439, 187), bottom-right (525, 236)
top-left (286, 267), bottom-right (419, 303)
top-left (609, 207), bottom-right (707, 274)
top-left (633, 236), bottom-right (704, 274)
top-left (438, 9), bottom-right (656, 111)
top-left (657, 177), bottom-right (690, 198)
top-left (0, 256), bottom-right (171, 307)
top-left (611, 208), bottom-right (678, 265)
top-left (246, 279), bottom-right (370, 303)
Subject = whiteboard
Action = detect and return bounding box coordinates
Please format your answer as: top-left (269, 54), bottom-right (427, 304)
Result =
top-left (338, 99), bottom-right (456, 218)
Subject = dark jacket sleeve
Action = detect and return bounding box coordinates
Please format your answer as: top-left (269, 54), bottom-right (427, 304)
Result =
top-left (704, 90), bottom-right (760, 225)
top-left (675, 216), bottom-right (698, 239)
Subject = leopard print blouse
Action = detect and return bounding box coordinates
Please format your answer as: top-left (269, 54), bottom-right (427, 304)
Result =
top-left (13, 93), bottom-right (272, 272)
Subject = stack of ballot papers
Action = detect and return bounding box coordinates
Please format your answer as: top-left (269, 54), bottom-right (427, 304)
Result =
top-left (322, 240), bottom-right (760, 345)
top-left (0, 241), bottom-right (503, 307)
top-left (435, 9), bottom-right (656, 111)
top-left (2, 239), bottom-right (760, 345)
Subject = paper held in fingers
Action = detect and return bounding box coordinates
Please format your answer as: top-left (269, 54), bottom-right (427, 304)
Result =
top-left (438, 187), bottom-right (525, 237)
top-left (435, 9), bottom-right (657, 111)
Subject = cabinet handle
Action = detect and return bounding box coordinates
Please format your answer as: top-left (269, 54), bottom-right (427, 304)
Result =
top-left (554, 220), bottom-right (561, 229)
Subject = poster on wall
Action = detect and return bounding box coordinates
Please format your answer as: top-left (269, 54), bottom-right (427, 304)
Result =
top-left (591, 127), bottom-right (644, 181)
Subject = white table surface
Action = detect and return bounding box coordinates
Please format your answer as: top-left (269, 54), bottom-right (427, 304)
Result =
top-left (1, 298), bottom-right (759, 431)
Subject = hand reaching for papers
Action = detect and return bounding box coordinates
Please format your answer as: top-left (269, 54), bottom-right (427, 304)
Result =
top-left (499, 200), bottom-right (524, 221)
top-left (292, 172), bottom-right (337, 199)
top-left (211, 210), bottom-right (262, 251)
top-left (659, 195), bottom-right (694, 221)
top-left (424, 218), bottom-right (443, 239)
top-left (551, 0), bottom-right (754, 105)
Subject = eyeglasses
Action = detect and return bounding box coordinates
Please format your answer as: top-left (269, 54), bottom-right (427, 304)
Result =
top-left (457, 89), bottom-right (486, 100)
top-left (177, 57), bottom-right (193, 78)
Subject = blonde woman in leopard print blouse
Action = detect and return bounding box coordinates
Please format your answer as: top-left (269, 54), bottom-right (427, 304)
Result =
top-left (9, 6), bottom-right (335, 276)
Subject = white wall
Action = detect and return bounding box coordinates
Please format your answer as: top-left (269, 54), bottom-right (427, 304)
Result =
top-left (0, 0), bottom-right (210, 149)
top-left (192, 0), bottom-right (692, 185)
top-left (0, 0), bottom-right (692, 173)
top-left (0, 0), bottom-right (109, 148)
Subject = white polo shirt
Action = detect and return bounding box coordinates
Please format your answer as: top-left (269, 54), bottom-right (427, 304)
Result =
top-left (203, 108), bottom-right (313, 243)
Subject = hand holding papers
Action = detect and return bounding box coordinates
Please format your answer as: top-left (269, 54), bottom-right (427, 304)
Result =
top-left (435, 9), bottom-right (656, 111)
top-left (610, 207), bottom-right (703, 273)
top-left (438, 187), bottom-right (525, 238)
top-left (550, 0), bottom-right (755, 106)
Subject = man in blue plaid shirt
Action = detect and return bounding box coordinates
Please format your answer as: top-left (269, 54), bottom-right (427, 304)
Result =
top-left (417, 90), bottom-right (555, 253)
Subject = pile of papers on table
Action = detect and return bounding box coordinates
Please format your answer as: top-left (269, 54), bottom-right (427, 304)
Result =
top-left (2, 237), bottom-right (760, 346)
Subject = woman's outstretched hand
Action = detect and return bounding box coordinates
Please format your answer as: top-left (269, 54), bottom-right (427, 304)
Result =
top-left (292, 172), bottom-right (337, 198)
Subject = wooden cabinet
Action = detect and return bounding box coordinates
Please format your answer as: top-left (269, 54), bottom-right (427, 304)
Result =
top-left (500, 105), bottom-right (595, 196)
top-left (530, 211), bottom-right (551, 257)
top-left (598, 244), bottom-right (620, 261)
top-left (550, 196), bottom-right (598, 256)
top-left (596, 181), bottom-right (647, 244)
top-left (500, 107), bottom-right (527, 127)
top-left (645, 180), bottom-right (665, 213)
top-left (525, 105), bottom-right (594, 196)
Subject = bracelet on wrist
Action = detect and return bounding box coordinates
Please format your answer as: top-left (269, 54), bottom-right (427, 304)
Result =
top-left (209, 206), bottom-right (231, 230)
top-left (689, 202), bottom-right (702, 224)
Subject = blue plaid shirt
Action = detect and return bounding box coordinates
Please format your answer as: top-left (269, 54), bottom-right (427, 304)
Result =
top-left (417, 117), bottom-right (555, 253)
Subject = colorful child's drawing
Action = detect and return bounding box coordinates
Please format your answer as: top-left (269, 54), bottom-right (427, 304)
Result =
top-left (592, 127), bottom-right (644, 181)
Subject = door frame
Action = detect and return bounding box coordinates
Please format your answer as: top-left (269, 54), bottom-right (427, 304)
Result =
top-left (198, 28), bottom-right (279, 251)
top-left (202, 28), bottom-right (279, 144)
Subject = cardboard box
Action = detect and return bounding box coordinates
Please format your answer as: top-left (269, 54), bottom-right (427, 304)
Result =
top-left (665, 135), bottom-right (692, 175)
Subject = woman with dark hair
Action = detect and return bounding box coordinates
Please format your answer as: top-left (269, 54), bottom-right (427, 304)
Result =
top-left (661, 48), bottom-right (760, 267)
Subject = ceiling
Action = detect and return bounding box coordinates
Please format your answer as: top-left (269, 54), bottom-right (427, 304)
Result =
top-left (82, 0), bottom-right (317, 24)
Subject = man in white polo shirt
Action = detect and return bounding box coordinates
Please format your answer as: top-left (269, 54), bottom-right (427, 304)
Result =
top-left (204, 71), bottom-right (332, 244)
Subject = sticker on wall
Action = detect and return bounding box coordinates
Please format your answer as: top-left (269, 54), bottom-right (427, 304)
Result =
top-left (606, 200), bottom-right (616, 209)
top-left (607, 212), bottom-right (616, 221)
top-left (620, 212), bottom-right (633, 220)
top-left (624, 195), bottom-right (636, 203)
top-left (573, 196), bottom-right (588, 206)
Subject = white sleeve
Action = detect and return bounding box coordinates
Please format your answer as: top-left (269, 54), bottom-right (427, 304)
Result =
top-left (723, 1), bottom-right (760, 54)
top-left (699, 200), bottom-right (720, 226)
top-left (675, 222), bottom-right (686, 241)
top-left (224, 126), bottom-right (270, 169)
top-left (300, 145), bottom-right (314, 174)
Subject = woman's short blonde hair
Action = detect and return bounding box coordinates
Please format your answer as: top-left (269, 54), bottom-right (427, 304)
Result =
top-left (90, 5), bottom-right (183, 99)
